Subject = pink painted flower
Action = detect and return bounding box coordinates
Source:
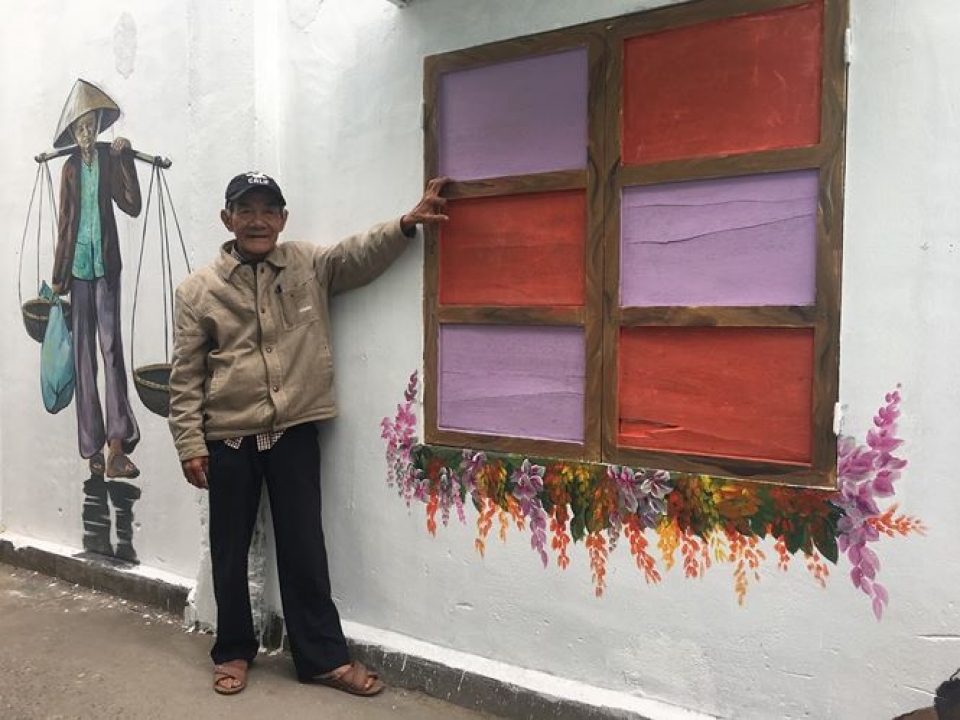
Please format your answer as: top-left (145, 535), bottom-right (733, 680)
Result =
top-left (608, 466), bottom-right (640, 513)
top-left (459, 449), bottom-right (486, 509)
top-left (404, 370), bottom-right (419, 403)
top-left (381, 371), bottom-right (422, 506)
top-left (512, 460), bottom-right (549, 567)
top-left (606, 466), bottom-right (673, 531)
top-left (834, 386), bottom-right (909, 620)
top-left (638, 469), bottom-right (673, 529)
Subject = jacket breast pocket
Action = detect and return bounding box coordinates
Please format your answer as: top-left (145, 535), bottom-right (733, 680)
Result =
top-left (279, 278), bottom-right (321, 329)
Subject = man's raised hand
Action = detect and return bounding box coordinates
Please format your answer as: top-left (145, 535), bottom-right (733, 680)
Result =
top-left (400, 177), bottom-right (450, 234)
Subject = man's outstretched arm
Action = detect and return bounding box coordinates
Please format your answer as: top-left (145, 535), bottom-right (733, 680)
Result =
top-left (318, 177), bottom-right (450, 295)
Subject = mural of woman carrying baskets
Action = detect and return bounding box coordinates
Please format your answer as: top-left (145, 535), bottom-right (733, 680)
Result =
top-left (49, 79), bottom-right (142, 479)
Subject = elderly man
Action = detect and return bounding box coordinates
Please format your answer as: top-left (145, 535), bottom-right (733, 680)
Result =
top-left (52, 79), bottom-right (142, 481)
top-left (168, 172), bottom-right (447, 696)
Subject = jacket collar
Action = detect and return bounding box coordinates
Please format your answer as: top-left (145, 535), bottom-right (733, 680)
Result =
top-left (215, 240), bottom-right (289, 280)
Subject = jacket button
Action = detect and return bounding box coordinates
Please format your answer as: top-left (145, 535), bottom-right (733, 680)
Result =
top-left (260, 307), bottom-right (266, 314)
top-left (272, 385), bottom-right (280, 392)
top-left (266, 346), bottom-right (273, 353)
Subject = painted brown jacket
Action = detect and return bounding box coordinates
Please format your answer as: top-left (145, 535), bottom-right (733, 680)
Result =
top-left (53, 143), bottom-right (142, 293)
top-left (168, 219), bottom-right (411, 462)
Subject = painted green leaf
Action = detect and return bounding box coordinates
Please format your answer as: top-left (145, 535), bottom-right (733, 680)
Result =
top-left (813, 528), bottom-right (840, 564)
top-left (749, 512), bottom-right (771, 537)
top-left (570, 513), bottom-right (586, 543)
top-left (785, 526), bottom-right (806, 555)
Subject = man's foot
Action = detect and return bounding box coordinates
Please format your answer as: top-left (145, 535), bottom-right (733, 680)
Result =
top-left (106, 453), bottom-right (139, 479)
top-left (213, 659), bottom-right (248, 695)
top-left (89, 453), bottom-right (106, 476)
top-left (313, 661), bottom-right (384, 696)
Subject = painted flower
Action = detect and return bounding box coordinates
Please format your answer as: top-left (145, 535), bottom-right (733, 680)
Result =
top-left (511, 460), bottom-right (549, 567)
top-left (404, 369), bottom-right (419, 403)
top-left (637, 469), bottom-right (673, 528)
top-left (833, 387), bottom-right (910, 619)
top-left (384, 371), bottom-right (922, 620)
top-left (717, 483), bottom-right (760, 518)
top-left (639, 469), bottom-right (672, 499)
top-left (512, 459), bottom-right (545, 507)
top-left (608, 466), bottom-right (640, 513)
top-left (837, 436), bottom-right (875, 483)
top-left (458, 449), bottom-right (486, 509)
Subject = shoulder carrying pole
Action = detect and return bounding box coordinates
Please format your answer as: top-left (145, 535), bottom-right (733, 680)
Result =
top-left (34, 146), bottom-right (172, 169)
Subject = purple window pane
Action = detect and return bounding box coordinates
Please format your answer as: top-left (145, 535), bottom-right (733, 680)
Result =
top-left (621, 170), bottom-right (819, 307)
top-left (438, 48), bottom-right (588, 181)
top-left (438, 324), bottom-right (585, 443)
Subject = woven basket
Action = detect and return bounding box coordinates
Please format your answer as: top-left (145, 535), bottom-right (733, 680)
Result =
top-left (22, 297), bottom-right (72, 343)
top-left (133, 363), bottom-right (171, 417)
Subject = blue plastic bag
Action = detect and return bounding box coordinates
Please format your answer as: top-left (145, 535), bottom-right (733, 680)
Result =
top-left (39, 281), bottom-right (75, 414)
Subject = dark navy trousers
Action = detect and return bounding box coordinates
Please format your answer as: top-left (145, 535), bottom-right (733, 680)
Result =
top-left (206, 422), bottom-right (349, 679)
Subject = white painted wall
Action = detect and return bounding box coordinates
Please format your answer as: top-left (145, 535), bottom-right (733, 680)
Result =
top-left (2, 0), bottom-right (958, 718)
top-left (2, 0), bottom-right (193, 578)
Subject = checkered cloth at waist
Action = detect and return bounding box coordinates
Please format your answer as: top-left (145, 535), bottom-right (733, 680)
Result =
top-left (224, 431), bottom-right (285, 452)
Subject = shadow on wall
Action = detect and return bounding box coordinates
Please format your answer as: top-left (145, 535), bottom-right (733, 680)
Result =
top-left (79, 473), bottom-right (141, 565)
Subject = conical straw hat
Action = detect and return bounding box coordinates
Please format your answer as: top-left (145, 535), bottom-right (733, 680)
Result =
top-left (52, 79), bottom-right (122, 148)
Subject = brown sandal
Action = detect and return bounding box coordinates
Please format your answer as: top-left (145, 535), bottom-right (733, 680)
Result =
top-left (314, 661), bottom-right (384, 696)
top-left (106, 453), bottom-right (140, 479)
top-left (213, 660), bottom-right (248, 695)
top-left (89, 453), bottom-right (106, 476)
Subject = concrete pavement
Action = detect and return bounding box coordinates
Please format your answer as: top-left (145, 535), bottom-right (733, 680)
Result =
top-left (0, 562), bottom-right (493, 720)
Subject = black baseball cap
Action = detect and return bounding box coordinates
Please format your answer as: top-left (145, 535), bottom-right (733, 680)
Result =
top-left (224, 171), bottom-right (286, 207)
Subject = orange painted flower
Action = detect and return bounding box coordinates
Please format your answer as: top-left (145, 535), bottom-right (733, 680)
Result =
top-left (715, 484), bottom-right (761, 519)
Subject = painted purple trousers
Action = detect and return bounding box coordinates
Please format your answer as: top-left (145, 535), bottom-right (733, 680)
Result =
top-left (71, 277), bottom-right (140, 459)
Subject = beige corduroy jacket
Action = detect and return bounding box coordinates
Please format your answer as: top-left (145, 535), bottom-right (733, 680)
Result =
top-left (168, 219), bottom-right (411, 462)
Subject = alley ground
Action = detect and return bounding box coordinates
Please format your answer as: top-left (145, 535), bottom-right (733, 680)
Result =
top-left (0, 562), bottom-right (492, 720)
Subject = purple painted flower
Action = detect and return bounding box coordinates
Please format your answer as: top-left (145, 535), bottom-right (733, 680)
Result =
top-left (637, 469), bottom-right (673, 529)
top-left (404, 370), bottom-right (419, 403)
top-left (512, 460), bottom-right (548, 567)
top-left (640, 469), bottom-right (672, 499)
top-left (513, 459), bottom-right (545, 502)
top-left (381, 371), bottom-right (423, 506)
top-left (459, 449), bottom-right (487, 508)
top-left (867, 427), bottom-right (903, 455)
top-left (834, 387), bottom-right (908, 620)
top-left (396, 404), bottom-right (416, 432)
top-left (837, 436), bottom-right (875, 482)
top-left (608, 466), bottom-right (640, 513)
top-left (871, 584), bottom-right (889, 620)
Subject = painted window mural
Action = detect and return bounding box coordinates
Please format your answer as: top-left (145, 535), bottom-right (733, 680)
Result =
top-left (394, 0), bottom-right (927, 617)
top-left (18, 79), bottom-right (186, 565)
top-left (423, 0), bottom-right (847, 488)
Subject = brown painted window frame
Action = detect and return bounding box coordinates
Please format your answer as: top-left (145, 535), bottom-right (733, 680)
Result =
top-left (422, 0), bottom-right (849, 488)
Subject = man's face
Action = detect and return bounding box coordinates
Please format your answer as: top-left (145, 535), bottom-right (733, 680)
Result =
top-left (220, 188), bottom-right (288, 258)
top-left (71, 112), bottom-right (98, 153)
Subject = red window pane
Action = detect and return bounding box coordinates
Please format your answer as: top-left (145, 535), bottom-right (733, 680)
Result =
top-left (622, 1), bottom-right (824, 165)
top-left (618, 327), bottom-right (814, 464)
top-left (439, 191), bottom-right (586, 307)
